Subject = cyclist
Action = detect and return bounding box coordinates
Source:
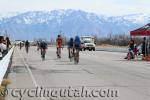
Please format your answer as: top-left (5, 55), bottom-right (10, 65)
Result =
top-left (25, 40), bottom-right (30, 53)
top-left (19, 42), bottom-right (23, 50)
top-left (124, 38), bottom-right (135, 60)
top-left (56, 35), bottom-right (62, 58)
top-left (74, 35), bottom-right (81, 64)
top-left (67, 37), bottom-right (74, 61)
top-left (40, 40), bottom-right (48, 61)
top-left (37, 41), bottom-right (40, 51)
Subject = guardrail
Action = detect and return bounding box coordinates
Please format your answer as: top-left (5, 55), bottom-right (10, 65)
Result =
top-left (0, 47), bottom-right (14, 85)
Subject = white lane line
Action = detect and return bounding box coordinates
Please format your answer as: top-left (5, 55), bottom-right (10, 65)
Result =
top-left (17, 48), bottom-right (47, 100)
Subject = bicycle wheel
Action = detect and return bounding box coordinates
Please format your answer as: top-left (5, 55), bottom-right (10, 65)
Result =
top-left (70, 50), bottom-right (73, 62)
top-left (57, 48), bottom-right (61, 59)
top-left (74, 49), bottom-right (79, 64)
top-left (76, 49), bottom-right (79, 64)
top-left (41, 50), bottom-right (46, 61)
top-left (42, 54), bottom-right (45, 61)
top-left (26, 47), bottom-right (29, 53)
top-left (74, 54), bottom-right (77, 64)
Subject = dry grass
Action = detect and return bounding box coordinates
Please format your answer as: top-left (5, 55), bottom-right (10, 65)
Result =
top-left (1, 79), bottom-right (11, 86)
top-left (0, 79), bottom-right (11, 99)
top-left (0, 86), bottom-right (5, 100)
top-left (0, 86), bottom-right (5, 92)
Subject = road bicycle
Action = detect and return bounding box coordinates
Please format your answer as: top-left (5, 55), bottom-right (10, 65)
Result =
top-left (68, 48), bottom-right (74, 62)
top-left (41, 49), bottom-right (46, 61)
top-left (56, 48), bottom-right (61, 59)
top-left (74, 48), bottom-right (79, 64)
top-left (25, 46), bottom-right (29, 53)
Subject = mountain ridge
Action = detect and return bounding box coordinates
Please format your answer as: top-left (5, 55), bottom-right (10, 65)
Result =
top-left (0, 9), bottom-right (149, 40)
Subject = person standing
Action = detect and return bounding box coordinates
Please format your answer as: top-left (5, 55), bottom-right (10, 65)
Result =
top-left (6, 37), bottom-right (11, 50)
top-left (125, 38), bottom-right (135, 60)
top-left (129, 38), bottom-right (134, 51)
top-left (142, 37), bottom-right (147, 58)
top-left (134, 44), bottom-right (138, 59)
top-left (0, 36), bottom-right (7, 60)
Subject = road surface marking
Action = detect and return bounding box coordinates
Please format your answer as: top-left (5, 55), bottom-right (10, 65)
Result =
top-left (17, 48), bottom-right (47, 100)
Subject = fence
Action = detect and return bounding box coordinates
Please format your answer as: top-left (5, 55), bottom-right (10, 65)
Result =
top-left (0, 47), bottom-right (14, 85)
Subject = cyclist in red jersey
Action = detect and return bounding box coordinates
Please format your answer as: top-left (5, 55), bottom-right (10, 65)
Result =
top-left (56, 35), bottom-right (62, 58)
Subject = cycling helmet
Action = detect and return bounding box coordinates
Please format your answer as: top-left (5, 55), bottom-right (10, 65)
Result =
top-left (75, 36), bottom-right (80, 40)
top-left (58, 35), bottom-right (61, 38)
top-left (70, 37), bottom-right (73, 41)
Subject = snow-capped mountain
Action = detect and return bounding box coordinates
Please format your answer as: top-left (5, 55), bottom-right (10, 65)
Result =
top-left (0, 12), bottom-right (19, 20)
top-left (122, 13), bottom-right (150, 24)
top-left (0, 9), bottom-right (149, 40)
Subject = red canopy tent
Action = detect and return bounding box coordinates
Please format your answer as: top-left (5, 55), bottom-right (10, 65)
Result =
top-left (130, 23), bottom-right (150, 36)
top-left (130, 23), bottom-right (150, 60)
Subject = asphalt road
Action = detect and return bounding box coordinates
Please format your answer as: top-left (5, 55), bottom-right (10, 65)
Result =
top-left (96, 47), bottom-right (127, 53)
top-left (5, 46), bottom-right (150, 100)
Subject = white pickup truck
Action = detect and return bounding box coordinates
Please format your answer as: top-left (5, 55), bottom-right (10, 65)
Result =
top-left (80, 36), bottom-right (96, 51)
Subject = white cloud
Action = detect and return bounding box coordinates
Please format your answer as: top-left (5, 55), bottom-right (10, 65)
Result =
top-left (0, 0), bottom-right (149, 16)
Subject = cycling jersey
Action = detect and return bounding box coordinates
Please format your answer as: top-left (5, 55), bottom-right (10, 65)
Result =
top-left (68, 38), bottom-right (74, 48)
top-left (56, 38), bottom-right (62, 48)
top-left (40, 42), bottom-right (47, 49)
top-left (74, 36), bottom-right (81, 49)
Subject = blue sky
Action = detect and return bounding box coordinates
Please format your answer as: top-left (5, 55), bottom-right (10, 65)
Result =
top-left (0, 0), bottom-right (149, 16)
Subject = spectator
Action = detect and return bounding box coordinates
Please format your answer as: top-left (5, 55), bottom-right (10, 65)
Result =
top-left (0, 36), bottom-right (7, 60)
top-left (124, 38), bottom-right (135, 60)
top-left (142, 37), bottom-right (148, 58)
top-left (129, 38), bottom-right (134, 51)
top-left (6, 37), bottom-right (11, 50)
top-left (134, 44), bottom-right (138, 59)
